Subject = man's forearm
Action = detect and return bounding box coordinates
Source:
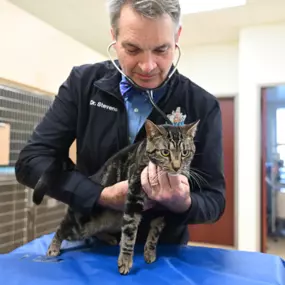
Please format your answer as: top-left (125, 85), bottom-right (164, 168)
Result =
top-left (15, 154), bottom-right (103, 216)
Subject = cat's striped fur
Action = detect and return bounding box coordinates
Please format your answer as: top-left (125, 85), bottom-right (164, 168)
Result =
top-left (43, 119), bottom-right (199, 275)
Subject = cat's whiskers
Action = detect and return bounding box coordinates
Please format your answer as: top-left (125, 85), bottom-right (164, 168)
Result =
top-left (191, 169), bottom-right (209, 185)
top-left (189, 169), bottom-right (209, 192)
top-left (187, 173), bottom-right (195, 190)
top-left (188, 172), bottom-right (200, 191)
top-left (190, 167), bottom-right (211, 178)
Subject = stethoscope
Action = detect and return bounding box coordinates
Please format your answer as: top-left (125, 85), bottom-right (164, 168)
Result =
top-left (107, 41), bottom-right (182, 125)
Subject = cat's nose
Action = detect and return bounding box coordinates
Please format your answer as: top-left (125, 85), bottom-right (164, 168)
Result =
top-left (172, 160), bottom-right (180, 172)
top-left (173, 166), bottom-right (180, 172)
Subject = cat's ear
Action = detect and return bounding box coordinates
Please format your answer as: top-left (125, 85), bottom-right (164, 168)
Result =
top-left (145, 120), bottom-right (165, 138)
top-left (184, 120), bottom-right (200, 137)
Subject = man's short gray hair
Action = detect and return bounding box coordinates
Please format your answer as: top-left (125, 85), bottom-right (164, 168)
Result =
top-left (107, 0), bottom-right (181, 37)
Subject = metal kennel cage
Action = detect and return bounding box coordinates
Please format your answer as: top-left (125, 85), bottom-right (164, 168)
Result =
top-left (0, 84), bottom-right (67, 253)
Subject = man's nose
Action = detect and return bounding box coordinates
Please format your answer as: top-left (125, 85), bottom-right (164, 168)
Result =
top-left (138, 53), bottom-right (157, 74)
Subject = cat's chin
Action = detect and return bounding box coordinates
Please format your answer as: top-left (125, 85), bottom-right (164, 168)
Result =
top-left (161, 167), bottom-right (181, 176)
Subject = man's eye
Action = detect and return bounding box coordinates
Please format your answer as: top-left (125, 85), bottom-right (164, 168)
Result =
top-left (155, 47), bottom-right (168, 54)
top-left (126, 49), bottom-right (139, 54)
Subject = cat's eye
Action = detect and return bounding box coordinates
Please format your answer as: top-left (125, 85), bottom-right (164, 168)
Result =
top-left (182, 150), bottom-right (191, 157)
top-left (160, 150), bottom-right (170, 157)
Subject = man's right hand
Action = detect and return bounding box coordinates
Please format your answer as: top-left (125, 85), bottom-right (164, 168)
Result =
top-left (98, 180), bottom-right (155, 212)
top-left (98, 181), bottom-right (128, 211)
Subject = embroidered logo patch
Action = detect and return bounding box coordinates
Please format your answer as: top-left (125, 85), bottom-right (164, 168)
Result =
top-left (167, 107), bottom-right (186, 126)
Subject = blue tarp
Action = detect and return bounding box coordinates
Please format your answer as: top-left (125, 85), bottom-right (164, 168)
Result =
top-left (0, 233), bottom-right (284, 285)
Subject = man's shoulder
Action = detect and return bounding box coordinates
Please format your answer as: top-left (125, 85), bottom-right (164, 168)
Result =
top-left (71, 60), bottom-right (115, 81)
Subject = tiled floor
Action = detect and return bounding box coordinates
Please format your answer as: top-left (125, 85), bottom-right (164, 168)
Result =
top-left (266, 237), bottom-right (285, 259)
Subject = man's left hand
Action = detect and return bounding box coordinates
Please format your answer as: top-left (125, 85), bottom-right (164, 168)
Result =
top-left (141, 161), bottom-right (191, 213)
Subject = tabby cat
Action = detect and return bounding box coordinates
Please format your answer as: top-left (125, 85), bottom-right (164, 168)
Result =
top-left (35, 119), bottom-right (199, 275)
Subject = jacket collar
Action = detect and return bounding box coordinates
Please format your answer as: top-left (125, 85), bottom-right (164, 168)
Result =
top-left (93, 60), bottom-right (123, 100)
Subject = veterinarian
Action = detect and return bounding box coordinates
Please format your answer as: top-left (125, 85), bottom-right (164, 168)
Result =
top-left (15, 0), bottom-right (226, 245)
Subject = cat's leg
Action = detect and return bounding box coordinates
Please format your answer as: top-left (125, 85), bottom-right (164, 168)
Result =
top-left (118, 179), bottom-right (146, 275)
top-left (46, 211), bottom-right (76, 256)
top-left (95, 232), bottom-right (118, 245)
top-left (47, 228), bottom-right (64, 257)
top-left (144, 216), bottom-right (165, 264)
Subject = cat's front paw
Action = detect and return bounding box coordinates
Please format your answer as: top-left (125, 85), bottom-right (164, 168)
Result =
top-left (144, 247), bottom-right (156, 264)
top-left (118, 253), bottom-right (133, 275)
top-left (47, 244), bottom-right (60, 257)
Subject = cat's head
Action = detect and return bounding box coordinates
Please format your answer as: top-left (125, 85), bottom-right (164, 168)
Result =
top-left (145, 119), bottom-right (199, 175)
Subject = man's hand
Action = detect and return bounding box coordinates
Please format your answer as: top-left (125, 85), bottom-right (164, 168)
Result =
top-left (141, 161), bottom-right (191, 213)
top-left (98, 180), bottom-right (154, 212)
top-left (98, 181), bottom-right (128, 211)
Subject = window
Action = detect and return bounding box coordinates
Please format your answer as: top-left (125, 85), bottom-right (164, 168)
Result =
top-left (276, 108), bottom-right (285, 162)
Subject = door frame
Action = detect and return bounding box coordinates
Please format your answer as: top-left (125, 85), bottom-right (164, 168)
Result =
top-left (260, 87), bottom-right (268, 253)
top-left (260, 84), bottom-right (285, 253)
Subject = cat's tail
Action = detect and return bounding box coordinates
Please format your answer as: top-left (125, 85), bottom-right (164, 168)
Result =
top-left (33, 156), bottom-right (75, 205)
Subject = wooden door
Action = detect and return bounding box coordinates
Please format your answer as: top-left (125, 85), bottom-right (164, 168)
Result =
top-left (188, 97), bottom-right (235, 246)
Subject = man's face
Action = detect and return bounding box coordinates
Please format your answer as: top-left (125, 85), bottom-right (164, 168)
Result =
top-left (111, 4), bottom-right (181, 89)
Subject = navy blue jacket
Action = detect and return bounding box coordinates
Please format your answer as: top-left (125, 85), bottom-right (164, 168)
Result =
top-left (15, 60), bottom-right (226, 244)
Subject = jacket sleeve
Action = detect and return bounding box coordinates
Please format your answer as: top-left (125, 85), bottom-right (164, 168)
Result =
top-left (15, 67), bottom-right (104, 216)
top-left (167, 100), bottom-right (226, 225)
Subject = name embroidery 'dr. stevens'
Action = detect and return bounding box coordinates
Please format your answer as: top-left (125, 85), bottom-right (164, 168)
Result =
top-left (90, 100), bottom-right (118, 112)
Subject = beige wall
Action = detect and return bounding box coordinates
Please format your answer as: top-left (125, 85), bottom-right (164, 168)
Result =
top-left (0, 0), bottom-right (107, 163)
top-left (179, 43), bottom-right (239, 96)
top-left (0, 0), bottom-right (107, 94)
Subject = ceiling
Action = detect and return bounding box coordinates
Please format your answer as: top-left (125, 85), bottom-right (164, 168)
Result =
top-left (8, 0), bottom-right (285, 56)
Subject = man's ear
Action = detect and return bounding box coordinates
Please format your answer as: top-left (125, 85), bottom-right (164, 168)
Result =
top-left (175, 25), bottom-right (182, 43)
top-left (110, 27), bottom-right (116, 41)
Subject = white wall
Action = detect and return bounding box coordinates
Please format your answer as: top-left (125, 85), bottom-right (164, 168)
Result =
top-left (0, 0), bottom-right (107, 94)
top-left (179, 43), bottom-right (239, 96)
top-left (237, 23), bottom-right (285, 252)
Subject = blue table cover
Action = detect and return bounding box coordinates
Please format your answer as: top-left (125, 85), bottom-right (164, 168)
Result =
top-left (0, 233), bottom-right (284, 285)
